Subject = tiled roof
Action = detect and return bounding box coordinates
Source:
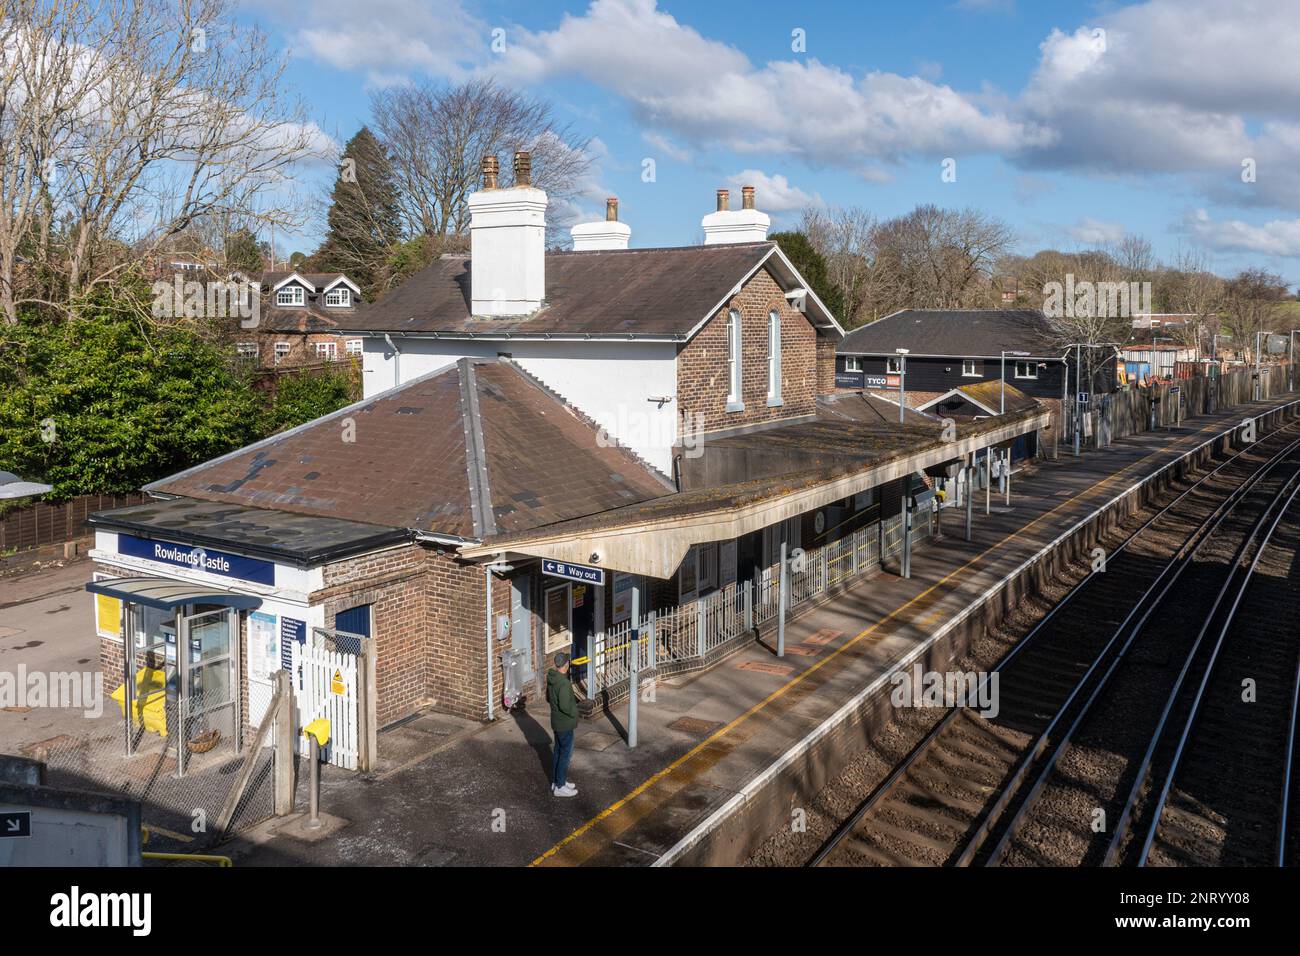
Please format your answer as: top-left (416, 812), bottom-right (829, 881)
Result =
top-left (146, 359), bottom-right (672, 539)
top-left (331, 243), bottom-right (778, 337)
top-left (840, 309), bottom-right (1062, 358)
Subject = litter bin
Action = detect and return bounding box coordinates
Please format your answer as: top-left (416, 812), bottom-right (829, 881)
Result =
top-left (501, 649), bottom-right (526, 711)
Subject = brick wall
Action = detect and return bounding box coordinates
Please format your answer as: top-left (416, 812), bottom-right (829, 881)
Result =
top-left (677, 267), bottom-right (819, 435)
top-left (815, 334), bottom-right (838, 396)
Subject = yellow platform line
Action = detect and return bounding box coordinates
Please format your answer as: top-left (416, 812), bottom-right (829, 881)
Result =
top-left (529, 419), bottom-right (1233, 866)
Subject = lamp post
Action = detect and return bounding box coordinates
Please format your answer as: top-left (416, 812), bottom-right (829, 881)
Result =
top-left (1000, 350), bottom-right (1029, 414)
top-left (895, 348), bottom-right (909, 423)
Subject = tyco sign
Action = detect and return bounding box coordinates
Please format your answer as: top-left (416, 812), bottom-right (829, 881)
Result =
top-left (542, 560), bottom-right (605, 587)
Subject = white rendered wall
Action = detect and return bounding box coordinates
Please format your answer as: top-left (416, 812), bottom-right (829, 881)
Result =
top-left (362, 338), bottom-right (679, 473)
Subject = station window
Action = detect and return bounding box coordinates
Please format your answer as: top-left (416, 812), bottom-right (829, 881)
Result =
top-left (1014, 361), bottom-right (1038, 379)
top-left (767, 310), bottom-right (782, 405)
top-left (843, 356), bottom-right (863, 372)
top-left (962, 359), bottom-right (980, 377)
top-left (726, 308), bottom-right (743, 410)
top-left (886, 356), bottom-right (903, 373)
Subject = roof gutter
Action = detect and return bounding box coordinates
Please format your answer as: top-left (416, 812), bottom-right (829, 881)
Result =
top-left (349, 330), bottom-right (687, 343)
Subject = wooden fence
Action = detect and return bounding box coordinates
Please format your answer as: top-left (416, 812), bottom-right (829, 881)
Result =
top-left (1066, 363), bottom-right (1292, 450)
top-left (0, 492), bottom-right (145, 554)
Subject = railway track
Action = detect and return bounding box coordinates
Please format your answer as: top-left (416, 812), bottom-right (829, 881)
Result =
top-left (988, 434), bottom-right (1300, 866)
top-left (811, 421), bottom-right (1300, 868)
top-left (1109, 470), bottom-right (1300, 867)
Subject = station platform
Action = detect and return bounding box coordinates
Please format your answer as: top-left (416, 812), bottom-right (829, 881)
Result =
top-left (228, 393), bottom-right (1298, 867)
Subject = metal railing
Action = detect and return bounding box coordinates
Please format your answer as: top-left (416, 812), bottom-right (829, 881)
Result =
top-left (588, 511), bottom-right (937, 705)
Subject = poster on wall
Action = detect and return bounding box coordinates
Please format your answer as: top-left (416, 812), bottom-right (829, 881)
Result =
top-left (612, 572), bottom-right (639, 625)
top-left (719, 541), bottom-right (737, 589)
top-left (249, 611), bottom-right (278, 681)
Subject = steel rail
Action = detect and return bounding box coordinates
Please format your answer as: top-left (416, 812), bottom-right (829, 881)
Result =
top-left (809, 423), bottom-right (1300, 867)
top-left (984, 435), bottom-right (1300, 866)
top-left (1118, 471), bottom-right (1300, 867)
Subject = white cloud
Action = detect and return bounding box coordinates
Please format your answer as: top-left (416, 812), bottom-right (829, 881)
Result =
top-left (1066, 217), bottom-right (1127, 245)
top-left (1183, 209), bottom-right (1300, 258)
top-left (641, 131), bottom-right (692, 163)
top-left (249, 0), bottom-right (484, 83)
top-left (725, 170), bottom-right (821, 212)
top-left (490, 0), bottom-right (1042, 164)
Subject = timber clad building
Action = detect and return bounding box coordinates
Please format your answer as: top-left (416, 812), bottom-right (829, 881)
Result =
top-left (86, 155), bottom-right (1050, 769)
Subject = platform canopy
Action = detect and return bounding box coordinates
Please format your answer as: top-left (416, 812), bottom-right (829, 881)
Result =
top-left (85, 576), bottom-right (263, 611)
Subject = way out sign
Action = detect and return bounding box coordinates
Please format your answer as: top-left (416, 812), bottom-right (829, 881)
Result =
top-left (331, 669), bottom-right (345, 695)
top-left (542, 559), bottom-right (605, 587)
top-left (0, 810), bottom-right (31, 838)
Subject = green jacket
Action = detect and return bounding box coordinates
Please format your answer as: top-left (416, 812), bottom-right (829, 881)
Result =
top-left (546, 668), bottom-right (578, 733)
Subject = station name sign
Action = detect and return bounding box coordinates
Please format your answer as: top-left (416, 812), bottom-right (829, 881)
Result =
top-left (117, 533), bottom-right (276, 587)
top-left (541, 559), bottom-right (605, 587)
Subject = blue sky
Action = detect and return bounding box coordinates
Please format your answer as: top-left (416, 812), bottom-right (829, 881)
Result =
top-left (240, 0), bottom-right (1300, 285)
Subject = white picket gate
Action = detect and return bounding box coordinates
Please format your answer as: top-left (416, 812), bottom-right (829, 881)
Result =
top-left (290, 635), bottom-right (361, 770)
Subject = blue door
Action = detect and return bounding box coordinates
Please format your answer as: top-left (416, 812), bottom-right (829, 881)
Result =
top-left (333, 604), bottom-right (371, 655)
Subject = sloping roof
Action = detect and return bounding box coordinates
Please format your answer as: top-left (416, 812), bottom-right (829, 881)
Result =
top-left (840, 309), bottom-right (1062, 358)
top-left (145, 359), bottom-right (671, 539)
top-left (330, 243), bottom-right (829, 338)
top-left (257, 270), bottom-right (360, 333)
top-left (911, 380), bottom-right (1038, 417)
top-left (89, 497), bottom-right (406, 565)
top-left (822, 391), bottom-right (940, 423)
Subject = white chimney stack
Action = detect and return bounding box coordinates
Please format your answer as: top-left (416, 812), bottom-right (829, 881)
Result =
top-left (468, 151), bottom-right (548, 316)
top-left (570, 197), bottom-right (631, 251)
top-left (702, 185), bottom-right (770, 245)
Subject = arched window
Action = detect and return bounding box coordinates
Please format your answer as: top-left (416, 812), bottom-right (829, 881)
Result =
top-left (767, 309), bottom-right (782, 405)
top-left (726, 308), bottom-right (743, 410)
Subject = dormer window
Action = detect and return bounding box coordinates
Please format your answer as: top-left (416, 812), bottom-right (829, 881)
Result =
top-left (324, 288), bottom-right (351, 308)
top-left (276, 285), bottom-right (305, 307)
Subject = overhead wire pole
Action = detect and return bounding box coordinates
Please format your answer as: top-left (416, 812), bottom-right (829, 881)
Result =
top-left (965, 450), bottom-right (974, 542)
top-left (896, 348), bottom-right (909, 424)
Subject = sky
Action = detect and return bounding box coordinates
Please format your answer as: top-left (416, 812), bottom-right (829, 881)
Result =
top-left (237, 0), bottom-right (1300, 286)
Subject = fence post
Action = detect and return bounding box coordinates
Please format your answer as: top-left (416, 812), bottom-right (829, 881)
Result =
top-left (744, 581), bottom-right (753, 631)
top-left (696, 597), bottom-right (706, 659)
top-left (628, 585), bottom-right (640, 749)
top-left (647, 610), bottom-right (657, 670)
top-left (777, 536), bottom-right (788, 658)
top-left (273, 670), bottom-right (295, 815)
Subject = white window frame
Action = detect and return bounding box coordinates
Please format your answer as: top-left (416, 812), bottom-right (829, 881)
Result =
top-left (886, 356), bottom-right (903, 373)
top-left (726, 308), bottom-right (744, 411)
top-left (315, 341), bottom-right (338, 361)
top-left (962, 359), bottom-right (979, 377)
top-left (1014, 361), bottom-right (1038, 380)
top-left (697, 543), bottom-right (717, 592)
top-left (843, 355), bottom-right (863, 373)
top-left (273, 342), bottom-right (291, 365)
top-left (276, 285), bottom-right (305, 307)
top-left (345, 339), bottom-right (363, 356)
top-left (766, 310), bottom-right (782, 406)
top-left (236, 342), bottom-right (259, 361)
top-left (324, 288), bottom-right (350, 308)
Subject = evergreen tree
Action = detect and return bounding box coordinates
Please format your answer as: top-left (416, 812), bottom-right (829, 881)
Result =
top-left (769, 230), bottom-right (845, 322)
top-left (312, 127), bottom-right (403, 298)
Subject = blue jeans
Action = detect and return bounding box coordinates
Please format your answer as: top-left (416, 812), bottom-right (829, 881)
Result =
top-left (552, 729), bottom-right (574, 788)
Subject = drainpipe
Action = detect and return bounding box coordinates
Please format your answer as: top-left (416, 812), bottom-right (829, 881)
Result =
top-left (383, 333), bottom-right (401, 389)
top-left (484, 567), bottom-right (495, 721)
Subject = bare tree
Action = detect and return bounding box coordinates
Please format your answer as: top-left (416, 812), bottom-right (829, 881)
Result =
top-left (1224, 268), bottom-right (1290, 362)
top-left (869, 205), bottom-right (1014, 312)
top-left (800, 205), bottom-right (877, 327)
top-left (0, 0), bottom-right (321, 324)
top-left (370, 78), bottom-right (592, 243)
top-left (1162, 248), bottom-right (1225, 356)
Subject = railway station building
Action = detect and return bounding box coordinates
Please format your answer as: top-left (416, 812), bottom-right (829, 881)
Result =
top-left (85, 154), bottom-right (1049, 768)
